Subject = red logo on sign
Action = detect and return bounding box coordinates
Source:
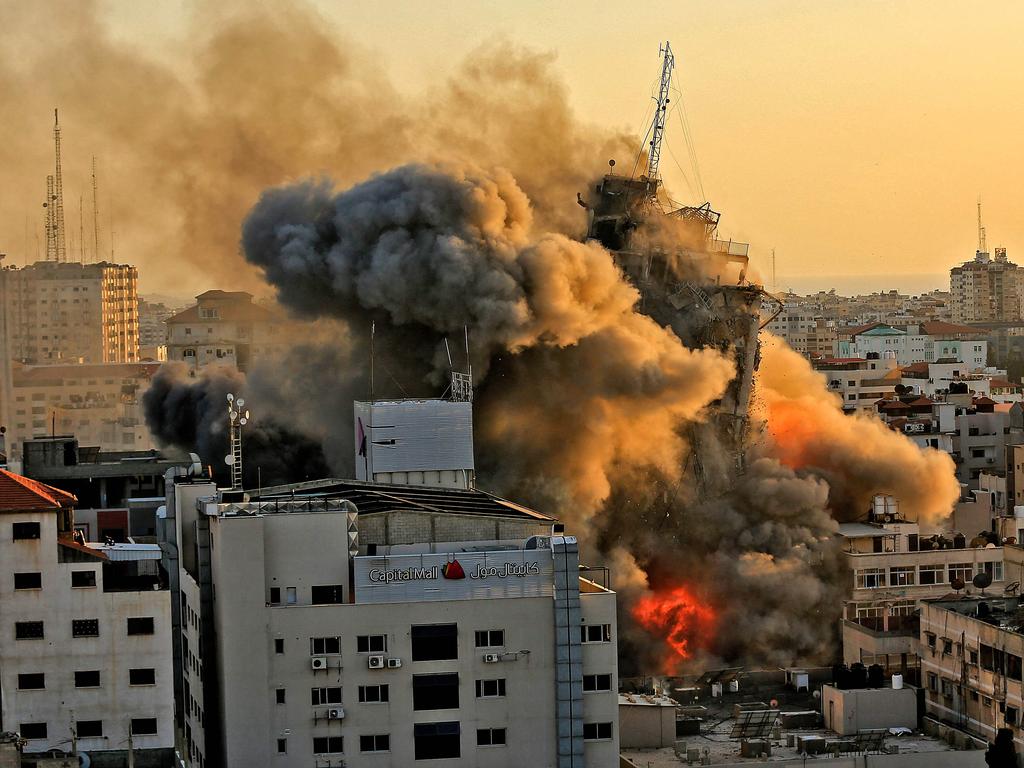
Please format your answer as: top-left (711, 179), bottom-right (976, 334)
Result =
top-left (442, 559), bottom-right (466, 580)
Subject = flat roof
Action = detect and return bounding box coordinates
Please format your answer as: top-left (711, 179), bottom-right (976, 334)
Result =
top-left (252, 479), bottom-right (555, 522)
top-left (836, 523), bottom-right (886, 538)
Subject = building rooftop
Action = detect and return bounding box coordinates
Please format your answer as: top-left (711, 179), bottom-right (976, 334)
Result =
top-left (251, 478), bottom-right (556, 522)
top-left (926, 596), bottom-right (1024, 634)
top-left (13, 361), bottom-right (162, 386)
top-left (0, 468), bottom-right (77, 512)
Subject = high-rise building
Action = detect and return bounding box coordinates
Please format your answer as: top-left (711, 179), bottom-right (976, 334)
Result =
top-left (0, 261), bottom-right (140, 365)
top-left (950, 248), bottom-right (1021, 324)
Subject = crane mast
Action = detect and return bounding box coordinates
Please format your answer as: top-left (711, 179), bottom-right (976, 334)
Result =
top-left (645, 41), bottom-right (675, 182)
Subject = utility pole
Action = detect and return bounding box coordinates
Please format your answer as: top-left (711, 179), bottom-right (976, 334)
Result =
top-left (645, 41), bottom-right (675, 183)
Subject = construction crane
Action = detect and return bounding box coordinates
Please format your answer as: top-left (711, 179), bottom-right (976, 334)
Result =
top-left (645, 41), bottom-right (675, 182)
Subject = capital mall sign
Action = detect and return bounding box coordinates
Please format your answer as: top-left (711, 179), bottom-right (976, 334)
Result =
top-left (367, 558), bottom-right (540, 584)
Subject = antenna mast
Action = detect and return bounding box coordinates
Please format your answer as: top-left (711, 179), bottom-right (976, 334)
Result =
top-left (977, 197), bottom-right (987, 253)
top-left (91, 157), bottom-right (100, 263)
top-left (44, 175), bottom-right (56, 261)
top-left (225, 394), bottom-right (249, 491)
top-left (52, 109), bottom-right (67, 263)
top-left (645, 42), bottom-right (675, 182)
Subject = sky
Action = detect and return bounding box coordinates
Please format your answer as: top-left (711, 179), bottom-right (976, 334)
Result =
top-left (9, 0), bottom-right (1024, 297)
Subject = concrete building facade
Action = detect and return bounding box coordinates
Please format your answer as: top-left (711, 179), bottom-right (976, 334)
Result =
top-left (0, 468), bottom-right (174, 765)
top-left (0, 261), bottom-right (139, 365)
top-left (951, 248), bottom-right (1022, 324)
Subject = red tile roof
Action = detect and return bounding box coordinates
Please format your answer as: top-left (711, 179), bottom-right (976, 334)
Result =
top-left (0, 469), bottom-right (76, 512)
top-left (973, 396), bottom-right (997, 406)
top-left (909, 396), bottom-right (934, 406)
top-left (844, 322), bottom-right (885, 337)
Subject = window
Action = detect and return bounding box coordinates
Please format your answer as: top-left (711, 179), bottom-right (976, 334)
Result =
top-left (14, 572), bottom-right (42, 590)
top-left (411, 624), bottom-right (458, 661)
top-left (360, 734), bottom-right (390, 753)
top-left (475, 630), bottom-right (504, 648)
top-left (310, 636), bottom-right (341, 655)
top-left (1008, 706), bottom-right (1019, 726)
top-left (477, 728), bottom-right (506, 746)
top-left (927, 672), bottom-right (938, 691)
top-left (311, 584), bottom-right (344, 605)
top-left (16, 621), bottom-right (44, 640)
top-left (275, 688), bottom-right (286, 704)
top-left (71, 570), bottom-right (96, 588)
top-left (357, 634), bottom-right (388, 653)
top-left (77, 720), bottom-right (103, 738)
top-left (414, 722), bottom-right (460, 760)
top-left (13, 522), bottom-right (41, 540)
top-left (583, 722), bottom-right (614, 741)
top-left (129, 668), bottom-right (156, 686)
top-left (413, 673), bottom-right (460, 710)
top-left (72, 619), bottom-right (99, 638)
top-left (311, 687), bottom-right (343, 706)
top-left (889, 566), bottom-right (915, 587)
top-left (358, 684), bottom-right (389, 703)
top-left (984, 561), bottom-right (1005, 582)
top-left (127, 617), bottom-right (155, 635)
top-left (919, 564), bottom-right (944, 585)
top-left (277, 738), bottom-right (287, 754)
top-left (583, 674), bottom-right (613, 692)
top-left (313, 736), bottom-right (343, 754)
top-left (855, 568), bottom-right (886, 589)
top-left (20, 723), bottom-right (47, 740)
top-left (971, 690), bottom-right (980, 701)
top-left (18, 673), bottom-right (45, 690)
top-left (949, 563), bottom-right (973, 584)
top-left (286, 587), bottom-right (297, 605)
top-left (970, 649), bottom-right (979, 665)
top-left (130, 718), bottom-right (158, 735)
top-left (972, 448), bottom-right (986, 459)
top-left (581, 624), bottom-right (612, 643)
top-left (275, 638), bottom-right (284, 654)
top-left (1009, 654), bottom-right (1023, 682)
top-left (942, 638), bottom-right (953, 655)
top-left (75, 670), bottom-right (101, 687)
top-left (269, 587), bottom-right (281, 604)
top-left (475, 678), bottom-right (507, 698)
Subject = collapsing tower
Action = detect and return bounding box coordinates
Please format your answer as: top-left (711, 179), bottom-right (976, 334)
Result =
top-left (579, 42), bottom-right (765, 460)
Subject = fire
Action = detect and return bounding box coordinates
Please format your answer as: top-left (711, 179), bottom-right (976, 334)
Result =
top-left (632, 584), bottom-right (716, 673)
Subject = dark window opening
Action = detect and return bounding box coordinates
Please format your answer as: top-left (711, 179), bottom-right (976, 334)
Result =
top-left (14, 572), bottom-right (42, 589)
top-left (583, 674), bottom-right (613, 692)
top-left (311, 584), bottom-right (344, 605)
top-left (583, 722), bottom-right (613, 741)
top-left (129, 668), bottom-right (156, 686)
top-left (269, 587), bottom-right (281, 604)
top-left (475, 678), bottom-right (506, 698)
top-left (75, 670), bottom-right (101, 687)
top-left (313, 736), bottom-right (343, 754)
top-left (131, 718), bottom-right (157, 736)
top-left (13, 522), bottom-right (41, 540)
top-left (310, 636), bottom-right (341, 655)
top-left (414, 722), bottom-right (460, 760)
top-left (411, 624), bottom-right (458, 661)
top-left (275, 688), bottom-right (286, 704)
top-left (580, 624), bottom-right (612, 643)
top-left (413, 673), bottom-right (460, 710)
top-left (311, 687), bottom-right (342, 706)
top-left (20, 723), bottom-right (47, 740)
top-left (77, 720), bottom-right (103, 738)
top-left (15, 621), bottom-right (44, 640)
top-left (360, 734), bottom-right (390, 753)
top-left (277, 738), bottom-right (287, 754)
top-left (357, 634), bottom-right (387, 653)
top-left (127, 617), bottom-right (155, 636)
top-left (18, 673), bottom-right (44, 690)
top-left (477, 728), bottom-right (507, 746)
top-left (474, 629), bottom-right (504, 647)
top-left (71, 570), bottom-right (97, 588)
top-left (358, 685), bottom-right (389, 703)
top-left (274, 638), bottom-right (284, 654)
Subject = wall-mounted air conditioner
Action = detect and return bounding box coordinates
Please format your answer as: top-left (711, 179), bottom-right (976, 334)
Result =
top-left (386, 658), bottom-right (402, 669)
top-left (311, 657), bottom-right (328, 670)
top-left (327, 707), bottom-right (345, 720)
top-left (367, 655), bottom-right (385, 669)
top-left (483, 653), bottom-right (501, 663)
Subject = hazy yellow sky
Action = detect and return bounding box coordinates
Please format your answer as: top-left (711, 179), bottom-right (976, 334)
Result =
top-left (44, 1), bottom-right (1024, 292)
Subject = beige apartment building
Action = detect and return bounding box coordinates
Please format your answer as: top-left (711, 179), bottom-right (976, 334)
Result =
top-left (165, 290), bottom-right (284, 373)
top-left (951, 248), bottom-right (1022, 324)
top-left (0, 468), bottom-right (174, 765)
top-left (0, 261), bottom-right (139, 365)
top-left (839, 496), bottom-right (1005, 681)
top-left (816, 356), bottom-right (900, 412)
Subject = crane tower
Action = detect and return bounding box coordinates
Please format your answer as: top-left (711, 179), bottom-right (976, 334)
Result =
top-left (645, 42), bottom-right (675, 182)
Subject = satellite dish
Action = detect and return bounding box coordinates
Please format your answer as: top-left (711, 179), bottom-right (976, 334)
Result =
top-left (237, 398), bottom-right (245, 407)
top-left (244, 410), bottom-right (250, 420)
top-left (227, 393), bottom-right (234, 402)
top-left (973, 572), bottom-right (993, 591)
top-left (224, 454), bottom-right (235, 466)
top-left (951, 577), bottom-right (966, 592)
top-left (239, 418), bottom-right (248, 426)
top-left (229, 411), bottom-right (238, 421)
top-left (608, 159), bottom-right (615, 168)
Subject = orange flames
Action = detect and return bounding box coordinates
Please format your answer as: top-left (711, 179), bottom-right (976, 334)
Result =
top-left (632, 584), bottom-right (716, 673)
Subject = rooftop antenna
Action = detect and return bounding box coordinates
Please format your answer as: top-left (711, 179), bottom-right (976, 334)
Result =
top-left (43, 175), bottom-right (56, 261)
top-left (91, 157), bottom-right (100, 263)
top-left (645, 41), bottom-right (675, 183)
top-left (225, 393), bottom-right (249, 490)
top-left (78, 195), bottom-right (85, 264)
top-left (977, 197), bottom-right (987, 253)
top-left (771, 248), bottom-right (777, 289)
top-left (450, 327), bottom-right (474, 402)
top-left (369, 321), bottom-right (375, 402)
top-left (52, 109), bottom-right (67, 263)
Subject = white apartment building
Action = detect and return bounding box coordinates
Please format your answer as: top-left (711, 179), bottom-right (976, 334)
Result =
top-left (165, 290), bottom-right (284, 374)
top-left (764, 303), bottom-right (836, 358)
top-left (0, 468), bottom-right (174, 765)
top-left (839, 323), bottom-right (987, 369)
top-left (816, 356), bottom-right (899, 412)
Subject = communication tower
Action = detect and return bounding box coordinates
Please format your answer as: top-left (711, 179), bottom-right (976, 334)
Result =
top-left (52, 109), bottom-right (67, 263)
top-left (225, 393), bottom-right (250, 490)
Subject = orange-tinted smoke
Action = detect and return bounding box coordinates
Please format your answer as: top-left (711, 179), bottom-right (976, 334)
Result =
top-left (756, 333), bottom-right (960, 524)
top-left (631, 584), bottom-right (717, 675)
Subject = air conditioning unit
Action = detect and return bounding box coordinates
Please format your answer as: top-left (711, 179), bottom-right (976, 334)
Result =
top-left (367, 655), bottom-right (385, 669)
top-left (311, 656), bottom-right (328, 670)
top-left (386, 658), bottom-right (402, 669)
top-left (327, 707), bottom-right (345, 720)
top-left (483, 653), bottom-right (501, 663)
